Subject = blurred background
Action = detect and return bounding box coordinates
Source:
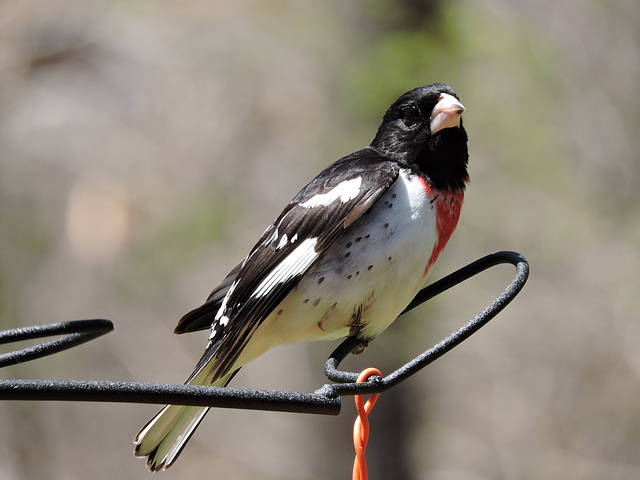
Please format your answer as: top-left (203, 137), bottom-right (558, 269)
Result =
top-left (1, 0), bottom-right (639, 479)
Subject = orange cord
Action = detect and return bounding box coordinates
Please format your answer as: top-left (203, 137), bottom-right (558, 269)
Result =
top-left (352, 367), bottom-right (382, 480)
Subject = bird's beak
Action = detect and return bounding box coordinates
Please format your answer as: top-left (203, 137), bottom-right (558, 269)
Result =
top-left (430, 93), bottom-right (465, 134)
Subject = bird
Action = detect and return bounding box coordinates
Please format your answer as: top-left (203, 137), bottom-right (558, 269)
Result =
top-left (134, 83), bottom-right (469, 471)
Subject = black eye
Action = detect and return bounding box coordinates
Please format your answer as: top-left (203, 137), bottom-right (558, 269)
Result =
top-left (401, 105), bottom-right (420, 127)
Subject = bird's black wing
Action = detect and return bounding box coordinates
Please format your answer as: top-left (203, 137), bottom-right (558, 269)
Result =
top-left (174, 263), bottom-right (242, 334)
top-left (185, 147), bottom-right (400, 380)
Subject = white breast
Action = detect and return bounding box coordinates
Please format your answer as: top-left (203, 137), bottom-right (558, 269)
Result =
top-left (238, 168), bottom-right (438, 365)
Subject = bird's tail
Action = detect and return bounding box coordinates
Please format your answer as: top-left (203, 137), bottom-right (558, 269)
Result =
top-left (134, 402), bottom-right (211, 471)
top-left (133, 361), bottom-right (232, 472)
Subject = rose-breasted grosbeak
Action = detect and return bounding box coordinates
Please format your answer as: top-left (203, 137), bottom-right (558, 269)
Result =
top-left (134, 83), bottom-right (468, 471)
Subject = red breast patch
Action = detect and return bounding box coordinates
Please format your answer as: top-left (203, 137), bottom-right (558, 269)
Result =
top-left (418, 177), bottom-right (464, 276)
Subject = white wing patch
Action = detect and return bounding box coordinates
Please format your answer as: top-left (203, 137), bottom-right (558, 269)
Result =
top-left (215, 288), bottom-right (231, 318)
top-left (209, 276), bottom-right (236, 338)
top-left (300, 177), bottom-right (362, 208)
top-left (276, 233), bottom-right (289, 250)
top-left (251, 238), bottom-right (319, 299)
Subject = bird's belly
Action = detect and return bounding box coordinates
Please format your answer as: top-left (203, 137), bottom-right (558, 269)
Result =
top-left (256, 169), bottom-right (439, 346)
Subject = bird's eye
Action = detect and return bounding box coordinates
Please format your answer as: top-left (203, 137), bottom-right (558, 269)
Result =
top-left (401, 105), bottom-right (420, 127)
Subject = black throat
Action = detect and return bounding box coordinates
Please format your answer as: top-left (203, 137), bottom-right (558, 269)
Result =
top-left (414, 127), bottom-right (469, 192)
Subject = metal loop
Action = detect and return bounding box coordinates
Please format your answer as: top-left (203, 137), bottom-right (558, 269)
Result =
top-left (0, 319), bottom-right (113, 368)
top-left (324, 251), bottom-right (529, 396)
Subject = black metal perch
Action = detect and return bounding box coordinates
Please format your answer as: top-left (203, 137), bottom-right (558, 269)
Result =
top-left (0, 250), bottom-right (528, 416)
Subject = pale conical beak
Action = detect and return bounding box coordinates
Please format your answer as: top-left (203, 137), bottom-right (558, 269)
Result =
top-left (429, 93), bottom-right (465, 134)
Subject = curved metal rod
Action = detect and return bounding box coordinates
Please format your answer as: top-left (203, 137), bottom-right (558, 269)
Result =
top-left (324, 250), bottom-right (529, 395)
top-left (0, 319), bottom-right (114, 368)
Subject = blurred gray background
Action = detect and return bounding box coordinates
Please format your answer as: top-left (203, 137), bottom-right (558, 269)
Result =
top-left (1, 0), bottom-right (639, 479)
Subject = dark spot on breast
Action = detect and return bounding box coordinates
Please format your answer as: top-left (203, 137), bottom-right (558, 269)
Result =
top-left (303, 298), bottom-right (310, 303)
top-left (388, 256), bottom-right (392, 261)
top-left (347, 274), bottom-right (352, 279)
top-left (392, 193), bottom-right (397, 199)
top-left (365, 234), bottom-right (370, 239)
top-left (355, 271), bottom-right (360, 276)
top-left (345, 252), bottom-right (351, 258)
top-left (388, 203), bottom-right (393, 208)
top-left (318, 277), bottom-right (325, 284)
top-left (313, 298), bottom-right (321, 307)
top-left (276, 309), bottom-right (283, 315)
top-left (355, 237), bottom-right (362, 242)
top-left (349, 304), bottom-right (363, 329)
top-left (367, 265), bottom-right (373, 270)
top-left (384, 223), bottom-right (389, 228)
top-left (346, 241), bottom-right (352, 248)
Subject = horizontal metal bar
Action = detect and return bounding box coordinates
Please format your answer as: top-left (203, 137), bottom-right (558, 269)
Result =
top-left (0, 379), bottom-right (341, 416)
